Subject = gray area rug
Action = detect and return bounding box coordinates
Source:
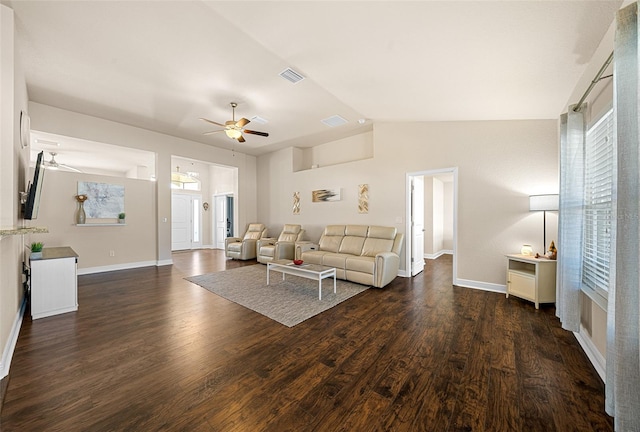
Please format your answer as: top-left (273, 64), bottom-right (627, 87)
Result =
top-left (185, 264), bottom-right (369, 327)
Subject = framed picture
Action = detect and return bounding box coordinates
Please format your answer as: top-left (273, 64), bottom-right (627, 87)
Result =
top-left (312, 188), bottom-right (341, 202)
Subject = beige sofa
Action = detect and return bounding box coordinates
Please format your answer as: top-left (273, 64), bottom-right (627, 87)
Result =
top-left (296, 225), bottom-right (404, 288)
top-left (225, 223), bottom-right (268, 260)
top-left (257, 224), bottom-right (305, 264)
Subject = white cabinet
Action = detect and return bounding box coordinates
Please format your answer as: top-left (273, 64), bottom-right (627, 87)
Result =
top-left (30, 247), bottom-right (78, 319)
top-left (506, 254), bottom-right (556, 309)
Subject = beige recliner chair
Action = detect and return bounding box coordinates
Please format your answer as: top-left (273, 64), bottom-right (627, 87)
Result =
top-left (257, 224), bottom-right (305, 264)
top-left (225, 223), bottom-right (268, 260)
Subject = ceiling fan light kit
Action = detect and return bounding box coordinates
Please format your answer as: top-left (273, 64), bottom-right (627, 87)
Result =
top-left (201, 102), bottom-right (269, 143)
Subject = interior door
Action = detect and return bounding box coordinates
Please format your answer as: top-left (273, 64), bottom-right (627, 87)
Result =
top-left (172, 193), bottom-right (202, 250)
top-left (411, 176), bottom-right (425, 276)
top-left (214, 195), bottom-right (227, 250)
top-left (172, 193), bottom-right (191, 251)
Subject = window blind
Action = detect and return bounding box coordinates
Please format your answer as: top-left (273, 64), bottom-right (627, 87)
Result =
top-left (582, 108), bottom-right (614, 298)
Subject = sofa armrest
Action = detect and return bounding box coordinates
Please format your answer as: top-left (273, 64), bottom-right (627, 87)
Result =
top-left (257, 237), bottom-right (276, 249)
top-left (374, 252), bottom-right (401, 288)
top-left (295, 241), bottom-right (318, 260)
top-left (225, 237), bottom-right (241, 248)
top-left (274, 241), bottom-right (295, 260)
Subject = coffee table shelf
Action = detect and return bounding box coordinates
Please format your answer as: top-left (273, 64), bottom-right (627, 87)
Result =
top-left (267, 260), bottom-right (336, 300)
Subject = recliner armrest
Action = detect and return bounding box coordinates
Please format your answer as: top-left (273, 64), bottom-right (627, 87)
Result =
top-left (225, 237), bottom-right (241, 248)
top-left (295, 241), bottom-right (318, 259)
top-left (257, 238), bottom-right (276, 249)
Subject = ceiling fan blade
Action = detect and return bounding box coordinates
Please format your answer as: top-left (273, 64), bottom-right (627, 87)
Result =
top-left (60, 164), bottom-right (84, 173)
top-left (200, 118), bottom-right (226, 128)
top-left (243, 129), bottom-right (269, 137)
top-left (236, 118), bottom-right (250, 128)
top-left (237, 135), bottom-right (246, 143)
top-left (203, 130), bottom-right (225, 135)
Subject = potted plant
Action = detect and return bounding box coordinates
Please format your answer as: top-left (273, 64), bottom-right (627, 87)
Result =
top-left (30, 241), bottom-right (44, 259)
top-left (118, 212), bottom-right (126, 224)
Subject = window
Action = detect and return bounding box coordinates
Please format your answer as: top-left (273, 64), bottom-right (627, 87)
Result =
top-left (582, 107), bottom-right (614, 300)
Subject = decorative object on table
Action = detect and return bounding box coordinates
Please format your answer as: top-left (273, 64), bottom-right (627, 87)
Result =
top-left (30, 241), bottom-right (44, 259)
top-left (547, 240), bottom-right (557, 259)
top-left (293, 259), bottom-right (304, 265)
top-left (312, 188), bottom-right (341, 202)
top-left (118, 212), bottom-right (126, 224)
top-left (358, 184), bottom-right (369, 214)
top-left (529, 194), bottom-right (559, 254)
top-left (203, 202), bottom-right (209, 211)
top-left (293, 192), bottom-right (300, 215)
top-left (521, 244), bottom-right (533, 256)
top-left (75, 194), bottom-right (87, 224)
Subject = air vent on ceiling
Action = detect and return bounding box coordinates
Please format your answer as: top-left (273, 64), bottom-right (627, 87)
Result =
top-left (321, 115), bottom-right (348, 128)
top-left (250, 115), bottom-right (269, 125)
top-left (279, 68), bottom-right (305, 84)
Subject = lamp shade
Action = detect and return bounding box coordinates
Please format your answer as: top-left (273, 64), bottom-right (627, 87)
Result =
top-left (529, 194), bottom-right (559, 212)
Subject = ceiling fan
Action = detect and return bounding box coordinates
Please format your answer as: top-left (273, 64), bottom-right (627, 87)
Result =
top-left (44, 152), bottom-right (83, 173)
top-left (200, 102), bottom-right (269, 143)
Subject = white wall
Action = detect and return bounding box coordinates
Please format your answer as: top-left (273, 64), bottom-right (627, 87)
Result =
top-left (257, 119), bottom-right (558, 288)
top-left (1, 4), bottom-right (32, 381)
top-left (29, 171), bottom-right (157, 271)
top-left (27, 102), bottom-right (258, 270)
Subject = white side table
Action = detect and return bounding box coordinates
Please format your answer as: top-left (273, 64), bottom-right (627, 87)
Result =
top-left (30, 247), bottom-right (79, 319)
top-left (505, 254), bottom-right (557, 309)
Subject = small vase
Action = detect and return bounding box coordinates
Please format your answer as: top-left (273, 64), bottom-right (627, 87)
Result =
top-left (118, 218), bottom-right (125, 224)
top-left (77, 201), bottom-right (86, 225)
top-left (30, 251), bottom-right (42, 260)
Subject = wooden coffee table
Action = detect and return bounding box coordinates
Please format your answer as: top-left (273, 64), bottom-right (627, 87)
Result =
top-left (266, 260), bottom-right (336, 300)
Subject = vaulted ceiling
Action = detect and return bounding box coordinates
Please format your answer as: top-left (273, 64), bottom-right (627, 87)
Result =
top-left (7, 1), bottom-right (621, 159)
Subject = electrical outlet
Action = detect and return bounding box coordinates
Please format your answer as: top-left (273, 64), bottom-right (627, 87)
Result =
top-left (109, 250), bottom-right (115, 257)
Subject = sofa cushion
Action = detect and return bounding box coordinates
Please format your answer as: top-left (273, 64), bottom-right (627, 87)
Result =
top-left (259, 245), bottom-right (275, 258)
top-left (368, 226), bottom-right (396, 240)
top-left (345, 225), bottom-right (369, 237)
top-left (228, 242), bottom-right (242, 253)
top-left (345, 255), bottom-right (375, 274)
top-left (278, 224), bottom-right (302, 243)
top-left (361, 226), bottom-right (397, 257)
top-left (318, 225), bottom-right (346, 253)
top-left (300, 250), bottom-right (327, 265)
top-left (362, 238), bottom-right (394, 257)
top-left (339, 236), bottom-right (366, 256)
top-left (323, 253), bottom-right (352, 270)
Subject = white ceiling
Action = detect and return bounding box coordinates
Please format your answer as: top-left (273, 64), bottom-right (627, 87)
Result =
top-left (6, 0), bottom-right (621, 171)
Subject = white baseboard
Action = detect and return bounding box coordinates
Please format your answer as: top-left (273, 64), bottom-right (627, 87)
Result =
top-left (424, 250), bottom-right (453, 259)
top-left (1, 297), bottom-right (26, 380)
top-left (78, 260), bottom-right (164, 275)
top-left (454, 278), bottom-right (506, 294)
top-left (575, 325), bottom-right (606, 383)
top-left (156, 259), bottom-right (173, 267)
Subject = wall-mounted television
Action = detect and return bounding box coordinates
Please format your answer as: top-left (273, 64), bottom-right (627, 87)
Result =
top-left (24, 151), bottom-right (45, 220)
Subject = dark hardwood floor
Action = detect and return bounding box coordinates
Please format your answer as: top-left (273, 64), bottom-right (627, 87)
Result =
top-left (1, 250), bottom-right (612, 431)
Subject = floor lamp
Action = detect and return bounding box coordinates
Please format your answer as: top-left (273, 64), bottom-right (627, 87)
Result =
top-left (529, 194), bottom-right (559, 253)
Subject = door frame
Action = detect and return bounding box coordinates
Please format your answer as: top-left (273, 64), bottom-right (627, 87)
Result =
top-left (405, 167), bottom-right (458, 283)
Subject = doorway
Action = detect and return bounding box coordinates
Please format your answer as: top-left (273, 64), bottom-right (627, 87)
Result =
top-left (214, 194), bottom-right (234, 250)
top-left (406, 168), bottom-right (458, 281)
top-left (171, 193), bottom-right (202, 251)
